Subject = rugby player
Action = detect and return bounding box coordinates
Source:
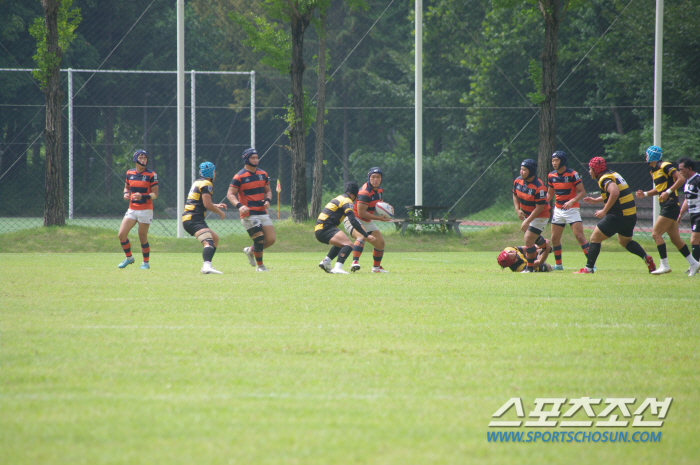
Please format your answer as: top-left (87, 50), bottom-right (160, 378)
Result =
top-left (677, 157), bottom-right (700, 274)
top-left (316, 182), bottom-right (375, 274)
top-left (345, 167), bottom-right (391, 273)
top-left (117, 149), bottom-right (158, 270)
top-left (547, 151), bottom-right (590, 270)
top-left (227, 148), bottom-right (275, 272)
top-left (512, 159), bottom-right (551, 273)
top-left (635, 146), bottom-right (699, 276)
top-left (497, 240), bottom-right (553, 272)
top-left (182, 162), bottom-right (228, 274)
top-left (576, 157), bottom-right (656, 274)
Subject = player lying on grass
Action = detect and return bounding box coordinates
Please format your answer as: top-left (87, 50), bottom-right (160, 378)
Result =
top-left (576, 157), bottom-right (656, 274)
top-left (315, 181), bottom-right (375, 274)
top-left (497, 240), bottom-right (553, 272)
top-left (182, 162), bottom-right (228, 274)
top-left (117, 149), bottom-right (158, 270)
top-left (512, 159), bottom-right (551, 273)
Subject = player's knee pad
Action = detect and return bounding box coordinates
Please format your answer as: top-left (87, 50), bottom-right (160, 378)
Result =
top-left (355, 238), bottom-right (365, 246)
top-left (197, 231), bottom-right (213, 245)
top-left (253, 233), bottom-right (265, 252)
top-left (535, 235), bottom-right (546, 247)
top-left (246, 225), bottom-right (263, 238)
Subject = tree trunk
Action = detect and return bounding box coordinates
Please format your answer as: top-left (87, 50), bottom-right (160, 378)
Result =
top-left (612, 107), bottom-right (624, 135)
top-left (310, 12), bottom-right (327, 219)
top-left (278, 120), bottom-right (291, 205)
top-left (343, 83), bottom-right (349, 186)
top-left (42, 0), bottom-right (65, 227)
top-left (537, 0), bottom-right (560, 180)
top-left (288, 12), bottom-right (311, 222)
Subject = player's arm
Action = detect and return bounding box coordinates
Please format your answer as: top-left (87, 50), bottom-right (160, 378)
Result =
top-left (227, 184), bottom-right (248, 216)
top-left (123, 181), bottom-right (130, 201)
top-left (546, 186), bottom-right (554, 203)
top-left (563, 182), bottom-right (586, 210)
top-left (678, 198), bottom-right (689, 222)
top-left (534, 240), bottom-right (551, 267)
top-left (132, 185), bottom-right (158, 202)
top-left (660, 169), bottom-right (685, 202)
top-left (345, 209), bottom-right (370, 238)
top-left (357, 202), bottom-right (388, 222)
top-left (203, 192), bottom-right (226, 220)
top-left (262, 183), bottom-right (272, 209)
top-left (595, 181), bottom-right (619, 218)
top-left (513, 193), bottom-right (525, 220)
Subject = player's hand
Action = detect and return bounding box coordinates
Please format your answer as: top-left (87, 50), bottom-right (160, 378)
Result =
top-left (123, 192), bottom-right (130, 200)
top-left (238, 205), bottom-right (249, 216)
top-left (582, 196), bottom-right (594, 204)
top-left (520, 220), bottom-right (530, 232)
top-left (659, 191), bottom-right (669, 202)
top-left (378, 216), bottom-right (390, 222)
top-left (635, 190), bottom-right (645, 199)
top-left (131, 192), bottom-right (141, 201)
top-left (218, 210), bottom-right (226, 220)
top-left (216, 203), bottom-right (227, 210)
top-left (594, 209), bottom-right (605, 219)
top-left (516, 210), bottom-right (526, 220)
top-left (563, 200), bottom-right (574, 210)
top-left (366, 234), bottom-right (376, 242)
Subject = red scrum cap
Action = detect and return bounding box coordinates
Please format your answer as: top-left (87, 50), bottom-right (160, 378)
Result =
top-left (497, 250), bottom-right (516, 268)
top-left (589, 157), bottom-right (607, 176)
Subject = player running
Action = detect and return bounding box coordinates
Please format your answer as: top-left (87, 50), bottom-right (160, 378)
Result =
top-left (316, 182), bottom-right (375, 274)
top-left (117, 149), bottom-right (158, 270)
top-left (576, 157), bottom-right (656, 274)
top-left (512, 159), bottom-right (551, 273)
top-left (547, 151), bottom-right (590, 270)
top-left (677, 157), bottom-right (700, 275)
top-left (497, 240), bottom-right (553, 272)
top-left (635, 146), bottom-right (699, 276)
top-left (227, 148), bottom-right (275, 272)
top-left (345, 167), bottom-right (391, 273)
top-left (182, 162), bottom-right (228, 274)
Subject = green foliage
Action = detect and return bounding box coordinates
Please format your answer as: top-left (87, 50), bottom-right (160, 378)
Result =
top-left (228, 11), bottom-right (291, 74)
top-left (29, 0), bottom-right (81, 89)
top-left (526, 58), bottom-right (545, 105)
top-left (283, 92), bottom-right (316, 136)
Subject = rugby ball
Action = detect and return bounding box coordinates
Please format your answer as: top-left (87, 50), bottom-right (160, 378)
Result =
top-left (375, 202), bottom-right (394, 219)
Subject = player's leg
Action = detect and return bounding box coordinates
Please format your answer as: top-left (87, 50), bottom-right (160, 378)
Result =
top-left (195, 228), bottom-right (222, 274)
top-left (550, 223), bottom-right (564, 269)
top-left (345, 218), bottom-right (365, 272)
top-left (137, 220), bottom-right (151, 269)
top-left (241, 217), bottom-right (267, 270)
top-left (261, 217), bottom-right (276, 249)
top-left (366, 229), bottom-right (388, 273)
top-left (665, 220), bottom-right (699, 275)
top-left (574, 227), bottom-right (608, 273)
top-left (570, 221), bottom-right (590, 257)
top-left (616, 215), bottom-right (656, 273)
top-left (117, 215), bottom-right (138, 268)
top-left (523, 230), bottom-right (539, 272)
top-left (651, 216), bottom-right (673, 272)
top-left (328, 230), bottom-right (353, 274)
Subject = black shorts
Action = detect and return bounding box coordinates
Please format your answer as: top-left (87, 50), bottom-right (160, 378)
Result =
top-left (597, 213), bottom-right (637, 238)
top-left (183, 217), bottom-right (209, 236)
top-left (315, 226), bottom-right (341, 245)
top-left (659, 202), bottom-right (681, 221)
top-left (690, 213), bottom-right (700, 233)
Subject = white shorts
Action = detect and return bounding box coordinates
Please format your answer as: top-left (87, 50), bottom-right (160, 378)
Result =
top-left (124, 209), bottom-right (153, 224)
top-left (528, 217), bottom-right (549, 234)
top-left (343, 216), bottom-right (379, 235)
top-left (551, 207), bottom-right (582, 225)
top-left (241, 213), bottom-right (273, 231)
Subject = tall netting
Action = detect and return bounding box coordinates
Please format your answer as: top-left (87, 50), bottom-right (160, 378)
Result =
top-left (2, 0), bottom-right (698, 236)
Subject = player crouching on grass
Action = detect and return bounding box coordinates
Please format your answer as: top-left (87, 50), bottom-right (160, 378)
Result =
top-left (576, 157), bottom-right (656, 274)
top-left (118, 149), bottom-right (158, 270)
top-left (547, 151), bottom-right (590, 270)
top-left (512, 159), bottom-right (551, 273)
top-left (346, 167), bottom-right (391, 273)
top-left (635, 146), bottom-right (699, 276)
top-left (497, 240), bottom-right (554, 272)
top-left (316, 182), bottom-right (375, 274)
top-left (227, 148), bottom-right (275, 272)
top-left (182, 162), bottom-right (228, 274)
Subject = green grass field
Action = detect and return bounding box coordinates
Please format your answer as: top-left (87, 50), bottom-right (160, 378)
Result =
top-left (1, 226), bottom-right (698, 464)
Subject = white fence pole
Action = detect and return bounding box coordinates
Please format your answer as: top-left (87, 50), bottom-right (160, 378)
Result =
top-left (191, 70), bottom-right (196, 184)
top-left (68, 68), bottom-right (73, 220)
top-left (414, 0), bottom-right (423, 206)
top-left (176, 0), bottom-right (185, 238)
top-left (251, 71), bottom-right (256, 149)
top-left (652, 0), bottom-right (664, 226)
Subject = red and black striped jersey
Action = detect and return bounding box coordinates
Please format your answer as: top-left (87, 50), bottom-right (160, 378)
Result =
top-left (354, 182), bottom-right (383, 219)
top-left (513, 176), bottom-right (550, 218)
top-left (182, 177), bottom-right (213, 221)
top-left (650, 162), bottom-right (680, 206)
top-left (126, 168), bottom-right (158, 210)
top-left (230, 168), bottom-right (269, 215)
top-left (548, 168), bottom-right (582, 208)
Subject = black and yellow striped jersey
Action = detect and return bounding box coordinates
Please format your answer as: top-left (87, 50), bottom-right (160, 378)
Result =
top-left (182, 177), bottom-right (213, 222)
top-left (315, 194), bottom-right (356, 231)
top-left (598, 171), bottom-right (637, 217)
top-left (650, 161), bottom-right (679, 206)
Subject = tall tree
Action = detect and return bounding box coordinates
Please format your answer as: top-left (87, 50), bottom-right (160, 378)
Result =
top-left (310, 11), bottom-right (327, 219)
top-left (30, 0), bottom-right (81, 226)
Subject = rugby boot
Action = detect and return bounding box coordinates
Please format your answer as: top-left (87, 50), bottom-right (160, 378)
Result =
top-left (118, 257), bottom-right (135, 268)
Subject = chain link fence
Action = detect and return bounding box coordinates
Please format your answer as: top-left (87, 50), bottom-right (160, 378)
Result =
top-left (1, 0), bottom-right (698, 237)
